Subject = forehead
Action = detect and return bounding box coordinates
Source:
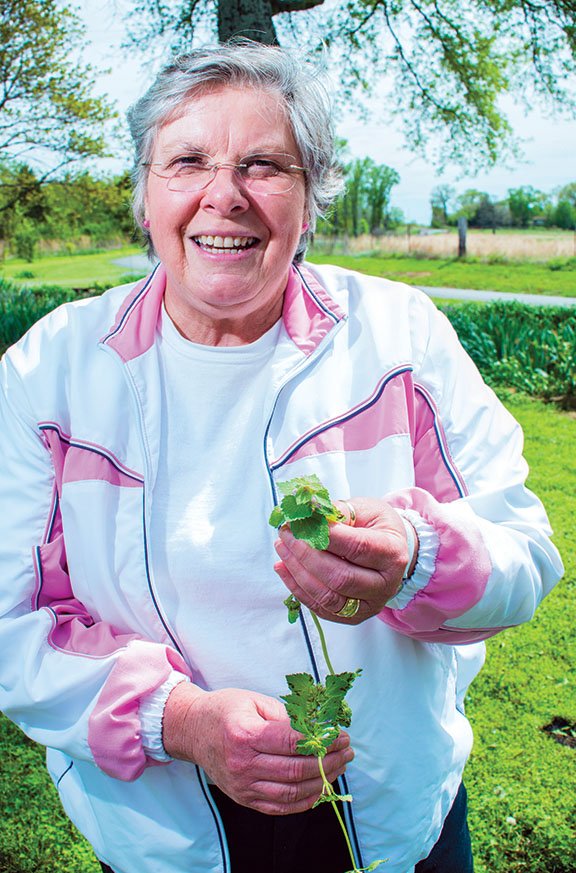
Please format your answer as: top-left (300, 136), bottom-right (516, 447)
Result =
top-left (152, 85), bottom-right (299, 158)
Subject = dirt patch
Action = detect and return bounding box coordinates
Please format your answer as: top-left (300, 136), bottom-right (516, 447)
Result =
top-left (542, 716), bottom-right (576, 748)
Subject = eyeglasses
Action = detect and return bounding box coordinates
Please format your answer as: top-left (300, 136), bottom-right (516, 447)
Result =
top-left (143, 152), bottom-right (308, 195)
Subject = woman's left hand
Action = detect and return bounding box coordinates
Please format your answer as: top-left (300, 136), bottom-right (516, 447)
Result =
top-left (273, 498), bottom-right (415, 624)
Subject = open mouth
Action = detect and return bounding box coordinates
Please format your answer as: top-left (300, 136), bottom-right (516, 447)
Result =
top-left (193, 235), bottom-right (258, 254)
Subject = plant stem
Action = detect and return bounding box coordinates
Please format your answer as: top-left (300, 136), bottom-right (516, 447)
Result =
top-left (318, 756), bottom-right (359, 873)
top-left (310, 611), bottom-right (337, 676)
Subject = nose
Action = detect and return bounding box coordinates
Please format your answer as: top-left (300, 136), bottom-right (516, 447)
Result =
top-left (199, 164), bottom-right (249, 214)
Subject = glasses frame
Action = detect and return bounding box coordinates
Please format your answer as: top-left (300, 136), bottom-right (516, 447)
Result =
top-left (142, 153), bottom-right (308, 196)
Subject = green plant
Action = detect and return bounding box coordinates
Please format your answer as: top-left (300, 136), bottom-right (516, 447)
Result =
top-left (270, 474), bottom-right (386, 873)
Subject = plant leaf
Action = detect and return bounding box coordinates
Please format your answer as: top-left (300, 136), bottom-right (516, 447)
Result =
top-left (283, 594), bottom-right (301, 624)
top-left (269, 475), bottom-right (343, 550)
top-left (281, 670), bottom-right (361, 758)
top-left (290, 515), bottom-right (330, 550)
top-left (280, 494), bottom-right (314, 521)
top-left (269, 506), bottom-right (285, 527)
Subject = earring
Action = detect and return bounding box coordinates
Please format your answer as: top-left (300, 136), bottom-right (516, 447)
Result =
top-left (302, 222), bottom-right (309, 232)
top-left (143, 219), bottom-right (151, 229)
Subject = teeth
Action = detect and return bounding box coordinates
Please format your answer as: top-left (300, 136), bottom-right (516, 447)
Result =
top-left (195, 234), bottom-right (255, 251)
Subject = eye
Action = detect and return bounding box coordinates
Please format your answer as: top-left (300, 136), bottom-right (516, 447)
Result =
top-left (242, 155), bottom-right (285, 178)
top-left (169, 153), bottom-right (211, 174)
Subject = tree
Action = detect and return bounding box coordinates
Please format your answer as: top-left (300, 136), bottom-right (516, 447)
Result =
top-left (554, 199), bottom-right (576, 229)
top-left (507, 186), bottom-right (549, 227)
top-left (430, 184), bottom-right (455, 227)
top-left (0, 0), bottom-right (116, 207)
top-left (126, 0), bottom-right (576, 168)
top-left (320, 155), bottom-right (400, 236)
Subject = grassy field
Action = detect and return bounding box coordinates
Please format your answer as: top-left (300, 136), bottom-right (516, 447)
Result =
top-left (317, 228), bottom-right (576, 261)
top-left (2, 241), bottom-right (576, 298)
top-left (308, 252), bottom-right (576, 297)
top-left (0, 393), bottom-right (573, 873)
top-left (0, 245), bottom-right (148, 289)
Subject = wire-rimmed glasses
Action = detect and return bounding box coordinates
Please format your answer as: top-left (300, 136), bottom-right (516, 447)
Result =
top-left (143, 152), bottom-right (308, 195)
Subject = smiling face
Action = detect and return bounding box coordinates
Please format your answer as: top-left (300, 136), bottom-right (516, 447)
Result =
top-left (144, 86), bottom-right (308, 346)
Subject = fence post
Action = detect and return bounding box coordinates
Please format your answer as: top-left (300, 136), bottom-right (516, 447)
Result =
top-left (458, 217), bottom-right (467, 258)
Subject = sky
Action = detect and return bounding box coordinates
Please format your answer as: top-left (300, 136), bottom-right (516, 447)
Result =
top-left (74, 0), bottom-right (576, 224)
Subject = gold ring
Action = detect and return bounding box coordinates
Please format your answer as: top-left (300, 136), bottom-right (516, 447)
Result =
top-left (335, 597), bottom-right (361, 618)
top-left (343, 501), bottom-right (356, 527)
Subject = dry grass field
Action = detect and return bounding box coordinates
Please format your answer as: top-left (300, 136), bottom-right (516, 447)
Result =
top-left (316, 229), bottom-right (576, 261)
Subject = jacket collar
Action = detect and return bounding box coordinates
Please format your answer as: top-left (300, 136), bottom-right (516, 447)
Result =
top-left (101, 261), bottom-right (346, 362)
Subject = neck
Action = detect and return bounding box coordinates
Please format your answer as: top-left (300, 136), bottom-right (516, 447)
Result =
top-left (163, 294), bottom-right (283, 347)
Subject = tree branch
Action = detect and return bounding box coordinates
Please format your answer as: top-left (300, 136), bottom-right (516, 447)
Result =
top-left (270, 0), bottom-right (325, 13)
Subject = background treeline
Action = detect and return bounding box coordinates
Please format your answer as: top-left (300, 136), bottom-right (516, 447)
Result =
top-left (430, 182), bottom-right (576, 230)
top-left (2, 160), bottom-right (576, 261)
top-left (0, 163), bottom-right (134, 261)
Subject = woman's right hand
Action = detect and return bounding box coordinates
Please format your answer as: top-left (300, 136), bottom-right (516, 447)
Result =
top-left (162, 682), bottom-right (354, 815)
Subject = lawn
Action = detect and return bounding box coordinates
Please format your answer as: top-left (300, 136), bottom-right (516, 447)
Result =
top-left (308, 252), bottom-right (576, 297)
top-left (0, 393), bottom-right (573, 873)
top-left (0, 245), bottom-right (149, 289)
top-left (2, 245), bottom-right (576, 298)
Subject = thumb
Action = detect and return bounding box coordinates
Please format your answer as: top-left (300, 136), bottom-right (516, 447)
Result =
top-left (252, 691), bottom-right (291, 724)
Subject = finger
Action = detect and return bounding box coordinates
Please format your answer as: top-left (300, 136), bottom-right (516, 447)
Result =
top-left (331, 499), bottom-right (408, 571)
top-left (274, 557), bottom-right (370, 625)
top-left (251, 711), bottom-right (352, 757)
top-left (276, 529), bottom-right (384, 605)
top-left (249, 735), bottom-right (353, 782)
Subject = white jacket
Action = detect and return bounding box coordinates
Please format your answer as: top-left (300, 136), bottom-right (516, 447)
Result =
top-left (0, 262), bottom-right (563, 873)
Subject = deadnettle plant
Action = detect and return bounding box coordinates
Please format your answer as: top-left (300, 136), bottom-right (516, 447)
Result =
top-left (270, 474), bottom-right (386, 873)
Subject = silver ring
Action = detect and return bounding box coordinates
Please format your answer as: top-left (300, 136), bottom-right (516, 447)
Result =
top-left (343, 501), bottom-right (356, 527)
top-left (335, 597), bottom-right (361, 618)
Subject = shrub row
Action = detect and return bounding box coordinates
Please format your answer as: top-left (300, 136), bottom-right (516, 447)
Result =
top-left (440, 301), bottom-right (576, 408)
top-left (1, 279), bottom-right (575, 407)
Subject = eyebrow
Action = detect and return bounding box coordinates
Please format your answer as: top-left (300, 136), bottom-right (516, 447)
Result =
top-left (157, 141), bottom-right (295, 158)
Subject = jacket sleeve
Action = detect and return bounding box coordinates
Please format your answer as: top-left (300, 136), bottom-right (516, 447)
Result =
top-left (380, 297), bottom-right (564, 643)
top-left (0, 352), bottom-right (191, 781)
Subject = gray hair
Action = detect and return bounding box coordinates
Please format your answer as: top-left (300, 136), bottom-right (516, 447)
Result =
top-left (127, 41), bottom-right (343, 261)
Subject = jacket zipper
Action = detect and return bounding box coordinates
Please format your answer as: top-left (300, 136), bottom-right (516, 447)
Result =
top-left (262, 320), bottom-right (364, 871)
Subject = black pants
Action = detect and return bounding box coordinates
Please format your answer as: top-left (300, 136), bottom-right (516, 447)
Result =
top-left (100, 782), bottom-right (473, 873)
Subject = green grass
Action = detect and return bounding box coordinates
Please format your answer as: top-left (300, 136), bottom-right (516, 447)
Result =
top-left (466, 392), bottom-right (575, 873)
top-left (0, 393), bottom-right (573, 872)
top-left (308, 252), bottom-right (576, 297)
top-left (0, 245), bottom-right (148, 289)
top-left (2, 246), bottom-right (576, 298)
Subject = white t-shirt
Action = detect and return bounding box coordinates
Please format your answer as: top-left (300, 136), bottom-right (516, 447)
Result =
top-left (141, 306), bottom-right (282, 757)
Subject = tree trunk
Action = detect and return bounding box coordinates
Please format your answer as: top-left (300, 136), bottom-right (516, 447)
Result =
top-left (218, 0), bottom-right (278, 44)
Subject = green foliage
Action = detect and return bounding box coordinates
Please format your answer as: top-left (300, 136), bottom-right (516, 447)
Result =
top-left (125, 0), bottom-right (576, 169)
top-left (281, 670), bottom-right (361, 758)
top-left (318, 154), bottom-right (401, 238)
top-left (0, 163), bottom-right (135, 253)
top-left (0, 1), bottom-right (115, 179)
top-left (0, 278), bottom-right (90, 350)
top-left (269, 473), bottom-right (343, 550)
top-left (507, 186), bottom-right (550, 228)
top-left (440, 301), bottom-right (576, 407)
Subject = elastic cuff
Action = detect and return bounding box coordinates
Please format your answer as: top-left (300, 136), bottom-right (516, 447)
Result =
top-left (386, 509), bottom-right (439, 610)
top-left (398, 512), bottom-right (418, 579)
top-left (139, 671), bottom-right (191, 762)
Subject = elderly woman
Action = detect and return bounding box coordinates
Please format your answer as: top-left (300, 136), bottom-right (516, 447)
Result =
top-left (0, 42), bottom-right (563, 873)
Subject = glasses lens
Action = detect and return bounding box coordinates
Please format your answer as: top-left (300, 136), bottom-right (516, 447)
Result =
top-left (162, 155), bottom-right (303, 194)
top-left (167, 168), bottom-right (211, 193)
top-left (240, 155), bottom-right (299, 194)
